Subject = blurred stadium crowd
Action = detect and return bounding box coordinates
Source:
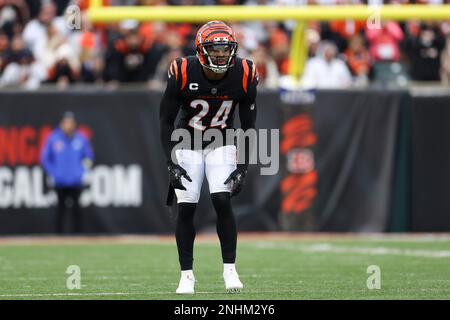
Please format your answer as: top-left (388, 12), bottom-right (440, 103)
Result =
top-left (0, 0), bottom-right (450, 89)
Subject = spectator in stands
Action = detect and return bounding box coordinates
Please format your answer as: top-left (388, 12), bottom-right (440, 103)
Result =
top-left (345, 34), bottom-right (371, 87)
top-left (366, 21), bottom-right (407, 85)
top-left (40, 111), bottom-right (94, 234)
top-left (440, 35), bottom-right (450, 84)
top-left (301, 40), bottom-right (352, 88)
top-left (0, 47), bottom-right (46, 89)
top-left (0, 31), bottom-right (9, 72)
top-left (268, 26), bottom-right (290, 75)
top-left (366, 21), bottom-right (404, 62)
top-left (22, 0), bottom-right (67, 62)
top-left (144, 23), bottom-right (187, 81)
top-left (250, 44), bottom-right (280, 88)
top-left (47, 43), bottom-right (80, 88)
top-left (230, 22), bottom-right (259, 57)
top-left (322, 19), bottom-right (366, 53)
top-left (71, 10), bottom-right (104, 83)
top-left (40, 22), bottom-right (69, 71)
top-left (9, 33), bottom-right (25, 57)
top-left (103, 19), bottom-right (154, 83)
top-left (24, 0), bottom-right (41, 18)
top-left (0, 0), bottom-right (30, 37)
top-left (307, 28), bottom-right (321, 58)
top-left (404, 21), bottom-right (446, 81)
top-left (0, 0), bottom-right (449, 88)
top-left (79, 44), bottom-right (104, 83)
top-left (149, 47), bottom-right (182, 89)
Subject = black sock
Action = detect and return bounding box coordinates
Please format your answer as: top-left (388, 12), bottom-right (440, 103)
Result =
top-left (211, 192), bottom-right (237, 264)
top-left (175, 202), bottom-right (197, 270)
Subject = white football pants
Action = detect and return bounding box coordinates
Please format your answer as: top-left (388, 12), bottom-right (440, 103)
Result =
top-left (174, 145), bottom-right (237, 203)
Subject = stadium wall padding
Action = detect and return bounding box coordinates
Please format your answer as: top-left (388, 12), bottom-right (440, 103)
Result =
top-left (0, 89), bottom-right (448, 234)
top-left (313, 90), bottom-right (410, 232)
top-left (410, 95), bottom-right (450, 231)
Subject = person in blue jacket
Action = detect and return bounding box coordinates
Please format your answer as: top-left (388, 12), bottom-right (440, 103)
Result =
top-left (41, 111), bottom-right (94, 234)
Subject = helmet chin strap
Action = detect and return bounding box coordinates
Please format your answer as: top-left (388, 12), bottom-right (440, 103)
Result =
top-left (196, 53), bottom-right (229, 74)
top-left (206, 59), bottom-right (229, 74)
top-left (209, 67), bottom-right (228, 74)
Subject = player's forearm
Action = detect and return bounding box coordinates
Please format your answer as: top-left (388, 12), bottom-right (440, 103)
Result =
top-left (159, 89), bottom-right (180, 162)
top-left (239, 103), bottom-right (257, 170)
top-left (160, 121), bottom-right (177, 162)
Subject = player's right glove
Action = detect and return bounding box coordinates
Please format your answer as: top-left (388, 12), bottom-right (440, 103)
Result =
top-left (167, 161), bottom-right (192, 191)
top-left (224, 166), bottom-right (247, 197)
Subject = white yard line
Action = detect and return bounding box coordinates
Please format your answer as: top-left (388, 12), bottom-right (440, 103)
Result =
top-left (0, 292), bottom-right (133, 298)
top-left (0, 292), bottom-right (190, 298)
top-left (0, 289), bottom-right (300, 298)
top-left (255, 243), bottom-right (450, 258)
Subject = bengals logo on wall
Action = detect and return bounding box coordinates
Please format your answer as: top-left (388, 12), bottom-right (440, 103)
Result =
top-left (287, 149), bottom-right (314, 174)
top-left (280, 114), bottom-right (318, 215)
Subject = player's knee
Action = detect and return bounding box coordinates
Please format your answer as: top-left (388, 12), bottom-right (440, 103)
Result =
top-left (211, 192), bottom-right (232, 215)
top-left (177, 202), bottom-right (197, 222)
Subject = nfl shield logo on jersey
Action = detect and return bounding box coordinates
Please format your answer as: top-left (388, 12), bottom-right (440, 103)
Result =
top-left (211, 88), bottom-right (217, 94)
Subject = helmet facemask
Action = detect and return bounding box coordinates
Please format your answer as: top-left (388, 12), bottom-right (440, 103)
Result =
top-left (197, 41), bottom-right (238, 74)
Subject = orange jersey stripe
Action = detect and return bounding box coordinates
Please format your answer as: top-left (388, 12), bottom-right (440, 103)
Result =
top-left (181, 58), bottom-right (187, 90)
top-left (251, 62), bottom-right (256, 82)
top-left (172, 60), bottom-right (178, 81)
top-left (242, 59), bottom-right (249, 93)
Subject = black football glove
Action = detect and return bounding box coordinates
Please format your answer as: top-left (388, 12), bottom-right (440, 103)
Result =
top-left (224, 166), bottom-right (247, 197)
top-left (167, 161), bottom-right (192, 191)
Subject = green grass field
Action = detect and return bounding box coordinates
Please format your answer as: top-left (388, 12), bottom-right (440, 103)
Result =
top-left (0, 234), bottom-right (449, 300)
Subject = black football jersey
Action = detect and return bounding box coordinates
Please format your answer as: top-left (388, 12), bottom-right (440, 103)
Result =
top-left (160, 55), bottom-right (258, 160)
top-left (168, 56), bottom-right (257, 131)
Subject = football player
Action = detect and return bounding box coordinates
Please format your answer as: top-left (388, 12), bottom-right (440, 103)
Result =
top-left (159, 21), bottom-right (258, 294)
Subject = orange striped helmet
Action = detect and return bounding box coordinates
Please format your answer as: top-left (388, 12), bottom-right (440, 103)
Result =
top-left (195, 21), bottom-right (238, 74)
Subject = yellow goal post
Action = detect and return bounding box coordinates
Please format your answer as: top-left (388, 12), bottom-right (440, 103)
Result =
top-left (87, 2), bottom-right (450, 81)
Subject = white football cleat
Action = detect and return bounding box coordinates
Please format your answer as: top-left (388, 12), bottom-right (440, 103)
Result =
top-left (176, 272), bottom-right (195, 294)
top-left (223, 269), bottom-right (244, 293)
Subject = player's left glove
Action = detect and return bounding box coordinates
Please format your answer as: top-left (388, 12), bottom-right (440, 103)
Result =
top-left (224, 166), bottom-right (247, 197)
top-left (167, 161), bottom-right (192, 190)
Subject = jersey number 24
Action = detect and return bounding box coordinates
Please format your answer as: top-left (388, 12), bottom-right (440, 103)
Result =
top-left (189, 99), bottom-right (233, 130)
